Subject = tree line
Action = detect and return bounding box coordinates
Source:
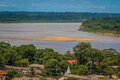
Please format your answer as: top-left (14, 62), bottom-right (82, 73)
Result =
top-left (81, 17), bottom-right (120, 36)
top-left (0, 42), bottom-right (120, 77)
top-left (0, 12), bottom-right (120, 22)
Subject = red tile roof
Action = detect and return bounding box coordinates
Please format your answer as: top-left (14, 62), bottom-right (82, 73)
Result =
top-left (67, 60), bottom-right (77, 64)
top-left (0, 70), bottom-right (7, 74)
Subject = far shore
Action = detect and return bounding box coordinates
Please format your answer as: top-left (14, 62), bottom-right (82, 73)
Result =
top-left (80, 25), bottom-right (120, 37)
top-left (0, 36), bottom-right (96, 42)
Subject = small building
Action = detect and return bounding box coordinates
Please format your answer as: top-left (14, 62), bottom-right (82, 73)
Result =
top-left (5, 65), bottom-right (30, 71)
top-left (29, 64), bottom-right (44, 69)
top-left (29, 64), bottom-right (44, 74)
top-left (4, 64), bottom-right (44, 75)
top-left (0, 70), bottom-right (7, 80)
top-left (5, 65), bottom-right (30, 75)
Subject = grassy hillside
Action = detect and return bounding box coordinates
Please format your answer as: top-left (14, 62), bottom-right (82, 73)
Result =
top-left (0, 12), bottom-right (120, 23)
top-left (81, 18), bottom-right (120, 36)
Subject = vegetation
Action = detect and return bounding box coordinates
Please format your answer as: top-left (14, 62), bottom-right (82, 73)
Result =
top-left (7, 70), bottom-right (23, 79)
top-left (81, 18), bottom-right (120, 36)
top-left (76, 65), bottom-right (88, 75)
top-left (0, 42), bottom-right (120, 77)
top-left (64, 77), bottom-right (79, 80)
top-left (118, 72), bottom-right (120, 78)
top-left (0, 12), bottom-right (120, 23)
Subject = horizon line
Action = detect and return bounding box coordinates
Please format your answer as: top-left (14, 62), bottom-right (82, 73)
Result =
top-left (0, 11), bottom-right (120, 14)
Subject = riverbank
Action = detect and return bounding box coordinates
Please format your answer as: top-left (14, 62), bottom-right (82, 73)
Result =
top-left (94, 32), bottom-right (120, 37)
top-left (80, 29), bottom-right (120, 37)
top-left (0, 36), bottom-right (95, 42)
top-left (80, 18), bottom-right (120, 37)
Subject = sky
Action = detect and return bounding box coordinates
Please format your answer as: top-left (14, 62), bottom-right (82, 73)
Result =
top-left (0, 0), bottom-right (120, 13)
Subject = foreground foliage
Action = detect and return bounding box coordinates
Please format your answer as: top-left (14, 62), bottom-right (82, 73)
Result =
top-left (64, 77), bottom-right (79, 80)
top-left (0, 42), bottom-right (120, 76)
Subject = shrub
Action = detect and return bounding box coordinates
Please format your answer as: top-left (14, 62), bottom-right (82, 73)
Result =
top-left (76, 65), bottom-right (88, 75)
top-left (103, 67), bottom-right (117, 75)
top-left (7, 70), bottom-right (23, 78)
top-left (64, 77), bottom-right (79, 80)
top-left (118, 72), bottom-right (120, 78)
top-left (40, 77), bottom-right (47, 80)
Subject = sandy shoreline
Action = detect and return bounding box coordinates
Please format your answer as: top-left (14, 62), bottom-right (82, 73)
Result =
top-left (0, 36), bottom-right (96, 42)
top-left (89, 31), bottom-right (120, 37)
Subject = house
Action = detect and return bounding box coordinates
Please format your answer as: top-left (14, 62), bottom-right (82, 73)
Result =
top-left (0, 70), bottom-right (7, 80)
top-left (5, 65), bottom-right (29, 71)
top-left (4, 64), bottom-right (44, 75)
top-left (29, 64), bottom-right (44, 74)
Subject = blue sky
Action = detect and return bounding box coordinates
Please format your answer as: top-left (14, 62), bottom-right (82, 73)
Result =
top-left (0, 0), bottom-right (120, 13)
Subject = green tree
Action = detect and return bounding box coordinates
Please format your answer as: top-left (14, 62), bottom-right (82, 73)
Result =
top-left (16, 58), bottom-right (29, 67)
top-left (0, 54), bottom-right (6, 66)
top-left (42, 49), bottom-right (62, 64)
top-left (102, 49), bottom-right (120, 66)
top-left (18, 44), bottom-right (37, 63)
top-left (103, 67), bottom-right (117, 75)
top-left (34, 49), bottom-right (45, 64)
top-left (44, 59), bottom-right (61, 76)
top-left (64, 52), bottom-right (75, 60)
top-left (73, 42), bottom-right (91, 64)
top-left (5, 48), bottom-right (21, 65)
top-left (59, 60), bottom-right (69, 73)
top-left (76, 65), bottom-right (88, 75)
top-left (0, 42), bottom-right (11, 49)
top-left (85, 48), bottom-right (103, 74)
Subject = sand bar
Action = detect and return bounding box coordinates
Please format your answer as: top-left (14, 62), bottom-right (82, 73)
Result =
top-left (0, 36), bottom-right (96, 42)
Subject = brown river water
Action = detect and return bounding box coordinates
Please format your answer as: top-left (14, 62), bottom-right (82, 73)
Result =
top-left (0, 23), bottom-right (120, 53)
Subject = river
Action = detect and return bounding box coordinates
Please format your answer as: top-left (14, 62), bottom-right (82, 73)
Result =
top-left (0, 23), bottom-right (120, 53)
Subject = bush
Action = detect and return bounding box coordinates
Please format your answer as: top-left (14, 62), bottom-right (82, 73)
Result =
top-left (7, 70), bottom-right (17, 78)
top-left (44, 59), bottom-right (61, 76)
top-left (7, 70), bottom-right (23, 78)
top-left (94, 66), bottom-right (103, 74)
top-left (64, 77), bottom-right (79, 80)
top-left (40, 77), bottom-right (47, 80)
top-left (118, 72), bottom-right (120, 78)
top-left (103, 67), bottom-right (117, 75)
top-left (76, 65), bottom-right (88, 75)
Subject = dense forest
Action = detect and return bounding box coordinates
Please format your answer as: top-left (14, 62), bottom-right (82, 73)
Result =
top-left (0, 42), bottom-right (120, 78)
top-left (81, 18), bottom-right (120, 36)
top-left (0, 12), bottom-right (120, 22)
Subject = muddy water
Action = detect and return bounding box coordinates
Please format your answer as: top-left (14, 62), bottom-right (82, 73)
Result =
top-left (0, 23), bottom-right (120, 53)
